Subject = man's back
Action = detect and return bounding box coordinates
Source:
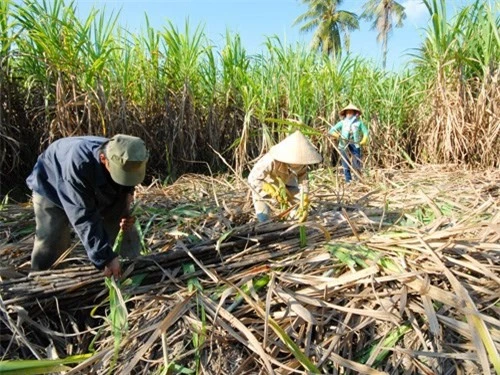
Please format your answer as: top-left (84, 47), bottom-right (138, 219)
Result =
top-left (26, 136), bottom-right (108, 207)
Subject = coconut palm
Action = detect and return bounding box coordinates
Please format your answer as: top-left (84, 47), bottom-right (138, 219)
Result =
top-left (293, 0), bottom-right (359, 58)
top-left (361, 0), bottom-right (406, 69)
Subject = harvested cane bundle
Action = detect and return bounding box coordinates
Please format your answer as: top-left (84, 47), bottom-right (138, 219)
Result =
top-left (1, 166), bottom-right (499, 374)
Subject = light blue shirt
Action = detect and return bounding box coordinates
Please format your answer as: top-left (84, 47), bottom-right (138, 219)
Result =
top-left (329, 117), bottom-right (369, 148)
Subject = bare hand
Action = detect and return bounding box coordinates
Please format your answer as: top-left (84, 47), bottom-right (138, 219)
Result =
top-left (103, 257), bottom-right (121, 279)
top-left (120, 216), bottom-right (136, 231)
top-left (127, 193), bottom-right (135, 206)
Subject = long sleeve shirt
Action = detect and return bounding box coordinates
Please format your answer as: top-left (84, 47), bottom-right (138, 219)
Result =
top-left (26, 136), bottom-right (133, 269)
top-left (329, 117), bottom-right (369, 148)
top-left (248, 154), bottom-right (307, 193)
top-left (248, 153), bottom-right (307, 214)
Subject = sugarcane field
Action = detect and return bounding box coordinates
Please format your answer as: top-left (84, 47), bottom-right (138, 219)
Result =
top-left (0, 0), bottom-right (499, 374)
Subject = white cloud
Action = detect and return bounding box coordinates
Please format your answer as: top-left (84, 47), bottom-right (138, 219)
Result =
top-left (402, 0), bottom-right (428, 26)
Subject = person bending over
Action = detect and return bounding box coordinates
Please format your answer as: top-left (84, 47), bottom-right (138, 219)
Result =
top-left (26, 134), bottom-right (149, 279)
top-left (248, 130), bottom-right (322, 222)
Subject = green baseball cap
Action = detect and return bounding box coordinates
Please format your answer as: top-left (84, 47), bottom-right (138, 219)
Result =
top-left (105, 134), bottom-right (149, 186)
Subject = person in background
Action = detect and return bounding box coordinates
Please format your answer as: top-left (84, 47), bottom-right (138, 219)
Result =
top-left (248, 130), bottom-right (322, 222)
top-left (26, 134), bottom-right (149, 279)
top-left (329, 103), bottom-right (369, 183)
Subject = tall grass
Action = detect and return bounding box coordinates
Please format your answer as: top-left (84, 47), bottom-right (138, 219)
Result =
top-left (412, 0), bottom-right (499, 166)
top-left (1, 0), bottom-right (498, 196)
top-left (0, 0), bottom-right (24, 191)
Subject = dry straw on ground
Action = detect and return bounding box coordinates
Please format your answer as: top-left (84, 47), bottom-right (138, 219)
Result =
top-left (1, 165), bottom-right (499, 374)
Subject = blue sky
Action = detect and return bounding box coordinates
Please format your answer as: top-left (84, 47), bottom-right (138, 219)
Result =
top-left (74, 0), bottom-right (475, 71)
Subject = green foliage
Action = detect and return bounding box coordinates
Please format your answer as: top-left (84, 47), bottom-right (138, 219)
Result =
top-left (0, 355), bottom-right (92, 375)
top-left (356, 323), bottom-right (412, 366)
top-left (294, 0), bottom-right (359, 57)
top-left (182, 262), bottom-right (203, 292)
top-left (361, 0), bottom-right (407, 69)
top-left (182, 262), bottom-right (206, 372)
top-left (0, 0), bottom-right (14, 57)
top-left (267, 316), bottom-right (321, 373)
top-left (327, 243), bottom-right (402, 274)
top-left (227, 274), bottom-right (270, 312)
top-left (1, 0), bottom-right (498, 190)
top-left (0, 194), bottom-right (9, 210)
top-left (401, 201), bottom-right (457, 227)
top-left (413, 0), bottom-right (499, 80)
top-left (105, 277), bottom-right (129, 346)
top-left (299, 225), bottom-right (307, 247)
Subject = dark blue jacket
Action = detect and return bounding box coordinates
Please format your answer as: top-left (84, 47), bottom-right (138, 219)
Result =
top-left (26, 136), bottom-right (132, 269)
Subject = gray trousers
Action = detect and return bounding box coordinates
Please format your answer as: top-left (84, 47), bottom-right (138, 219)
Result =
top-left (31, 192), bottom-right (141, 270)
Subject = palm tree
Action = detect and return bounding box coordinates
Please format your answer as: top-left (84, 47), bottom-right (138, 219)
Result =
top-left (361, 0), bottom-right (406, 69)
top-left (293, 0), bottom-right (359, 58)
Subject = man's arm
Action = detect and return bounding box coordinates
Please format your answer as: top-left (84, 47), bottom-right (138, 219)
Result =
top-left (248, 154), bottom-right (275, 221)
top-left (58, 176), bottom-right (118, 272)
top-left (248, 154), bottom-right (275, 194)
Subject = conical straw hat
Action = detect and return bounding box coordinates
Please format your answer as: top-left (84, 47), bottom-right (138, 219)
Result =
top-left (269, 131), bottom-right (322, 165)
top-left (339, 103), bottom-right (362, 116)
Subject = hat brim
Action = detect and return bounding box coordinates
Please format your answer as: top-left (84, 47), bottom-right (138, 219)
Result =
top-left (269, 131), bottom-right (323, 165)
top-left (108, 159), bottom-right (146, 186)
top-left (340, 109), bottom-right (362, 116)
top-left (270, 146), bottom-right (322, 165)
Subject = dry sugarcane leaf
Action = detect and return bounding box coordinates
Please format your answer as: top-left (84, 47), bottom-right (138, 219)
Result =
top-left (1, 166), bottom-right (499, 374)
top-left (122, 293), bottom-right (194, 373)
top-left (274, 286), bottom-right (317, 324)
top-left (200, 294), bottom-right (275, 374)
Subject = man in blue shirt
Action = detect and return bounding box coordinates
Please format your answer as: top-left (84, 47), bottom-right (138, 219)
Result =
top-left (26, 134), bottom-right (149, 279)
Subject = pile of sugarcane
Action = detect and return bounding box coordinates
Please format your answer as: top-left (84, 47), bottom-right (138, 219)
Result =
top-left (1, 165), bottom-right (499, 374)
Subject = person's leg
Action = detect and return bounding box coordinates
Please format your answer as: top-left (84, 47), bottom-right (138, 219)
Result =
top-left (252, 191), bottom-right (271, 222)
top-left (351, 145), bottom-right (362, 180)
top-left (340, 148), bottom-right (352, 183)
top-left (31, 193), bottom-right (71, 270)
top-left (102, 195), bottom-right (141, 258)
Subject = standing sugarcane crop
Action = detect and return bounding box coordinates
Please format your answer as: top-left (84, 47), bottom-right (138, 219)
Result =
top-left (329, 103), bottom-right (369, 183)
top-left (26, 134), bottom-right (149, 279)
top-left (248, 130), bottom-right (322, 222)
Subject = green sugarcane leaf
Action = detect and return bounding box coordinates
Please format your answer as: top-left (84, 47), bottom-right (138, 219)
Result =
top-left (358, 323), bottom-right (412, 365)
top-left (268, 319), bottom-right (320, 373)
top-left (0, 354), bottom-right (92, 374)
top-left (112, 229), bottom-right (124, 254)
top-left (228, 274), bottom-right (270, 312)
top-left (299, 225), bottom-right (307, 247)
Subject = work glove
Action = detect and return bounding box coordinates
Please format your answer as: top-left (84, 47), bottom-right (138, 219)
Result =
top-left (263, 181), bottom-right (288, 206)
top-left (262, 182), bottom-right (278, 196)
top-left (331, 131), bottom-right (340, 139)
top-left (256, 212), bottom-right (269, 222)
top-left (359, 135), bottom-right (368, 146)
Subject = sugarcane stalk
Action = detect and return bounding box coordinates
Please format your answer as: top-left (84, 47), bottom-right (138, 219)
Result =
top-left (2, 219), bottom-right (361, 307)
top-left (298, 181), bottom-right (309, 247)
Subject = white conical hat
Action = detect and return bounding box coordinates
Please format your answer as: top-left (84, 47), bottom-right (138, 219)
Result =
top-left (269, 130), bottom-right (322, 165)
top-left (339, 103), bottom-right (362, 116)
